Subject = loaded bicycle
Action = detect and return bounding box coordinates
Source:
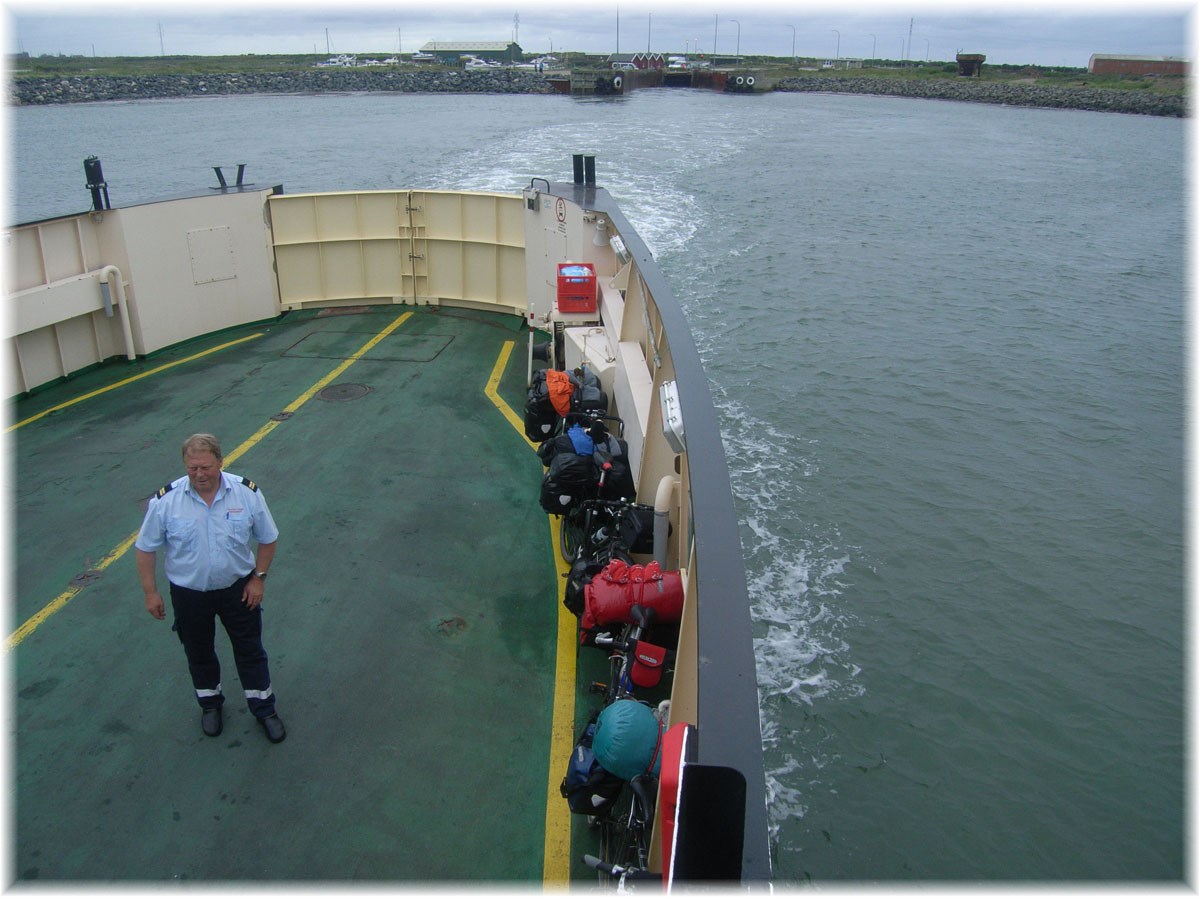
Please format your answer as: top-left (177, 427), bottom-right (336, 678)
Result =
top-left (587, 768), bottom-right (661, 888)
top-left (591, 604), bottom-right (673, 705)
top-left (554, 412), bottom-right (633, 563)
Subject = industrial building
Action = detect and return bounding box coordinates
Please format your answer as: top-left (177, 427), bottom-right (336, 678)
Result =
top-left (419, 41), bottom-right (522, 65)
top-left (1088, 55), bottom-right (1187, 76)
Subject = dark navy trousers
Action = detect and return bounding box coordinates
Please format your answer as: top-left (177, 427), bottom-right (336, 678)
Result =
top-left (169, 574), bottom-right (276, 719)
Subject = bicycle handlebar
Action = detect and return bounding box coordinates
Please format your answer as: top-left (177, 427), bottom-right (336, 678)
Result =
top-left (592, 604), bottom-right (652, 651)
top-left (582, 854), bottom-right (661, 881)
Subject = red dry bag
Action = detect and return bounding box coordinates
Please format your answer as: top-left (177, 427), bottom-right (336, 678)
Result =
top-left (580, 559), bottom-right (684, 634)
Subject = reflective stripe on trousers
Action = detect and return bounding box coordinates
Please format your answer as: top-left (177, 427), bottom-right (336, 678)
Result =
top-left (169, 574), bottom-right (277, 719)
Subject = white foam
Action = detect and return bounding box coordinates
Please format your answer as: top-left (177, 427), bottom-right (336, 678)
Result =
top-left (712, 394), bottom-right (862, 839)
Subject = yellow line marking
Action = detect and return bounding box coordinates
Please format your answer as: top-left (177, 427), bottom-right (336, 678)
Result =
top-left (484, 340), bottom-right (537, 450)
top-left (484, 340), bottom-right (577, 885)
top-left (222, 312), bottom-right (413, 467)
top-left (543, 514), bottom-right (579, 886)
top-left (8, 333), bottom-right (265, 432)
top-left (6, 532), bottom-right (140, 650)
top-left (6, 313), bottom-right (413, 651)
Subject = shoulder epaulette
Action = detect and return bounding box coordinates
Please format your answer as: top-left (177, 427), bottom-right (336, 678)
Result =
top-left (237, 475), bottom-right (259, 492)
top-left (154, 482), bottom-right (175, 500)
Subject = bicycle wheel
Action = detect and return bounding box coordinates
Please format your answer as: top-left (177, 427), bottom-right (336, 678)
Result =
top-left (601, 783), bottom-right (653, 881)
top-left (604, 630), bottom-right (633, 703)
top-left (559, 506), bottom-right (584, 562)
top-left (598, 785), bottom-right (637, 876)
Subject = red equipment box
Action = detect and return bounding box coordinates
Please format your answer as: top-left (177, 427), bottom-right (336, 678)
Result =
top-left (556, 263), bottom-right (597, 314)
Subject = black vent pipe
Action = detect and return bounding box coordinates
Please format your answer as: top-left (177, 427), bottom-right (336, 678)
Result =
top-left (84, 156), bottom-right (110, 211)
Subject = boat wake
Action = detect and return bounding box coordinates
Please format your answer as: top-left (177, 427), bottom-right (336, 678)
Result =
top-left (425, 99), bottom-right (757, 259)
top-left (663, 236), bottom-right (863, 846)
top-left (713, 385), bottom-right (863, 842)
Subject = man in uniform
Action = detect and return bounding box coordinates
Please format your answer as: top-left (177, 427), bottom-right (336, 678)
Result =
top-left (135, 433), bottom-right (286, 743)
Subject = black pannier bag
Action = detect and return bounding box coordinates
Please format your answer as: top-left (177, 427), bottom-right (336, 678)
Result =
top-left (536, 433), bottom-right (576, 468)
top-left (539, 451), bottom-right (595, 515)
top-left (563, 555), bottom-right (605, 617)
top-left (560, 711), bottom-right (623, 816)
top-left (593, 433), bottom-right (637, 502)
top-left (571, 366), bottom-right (608, 413)
top-left (617, 503), bottom-right (657, 555)
top-left (524, 369), bottom-right (557, 443)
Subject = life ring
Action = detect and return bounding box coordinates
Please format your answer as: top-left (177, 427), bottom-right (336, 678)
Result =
top-left (613, 75), bottom-right (623, 90)
top-left (735, 75), bottom-right (744, 85)
top-left (746, 75), bottom-right (755, 86)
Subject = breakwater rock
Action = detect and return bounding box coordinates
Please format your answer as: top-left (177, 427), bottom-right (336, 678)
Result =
top-left (10, 69), bottom-right (558, 105)
top-left (774, 76), bottom-right (1185, 117)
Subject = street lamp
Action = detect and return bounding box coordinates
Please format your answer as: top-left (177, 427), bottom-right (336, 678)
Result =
top-left (924, 38), bottom-right (930, 61)
top-left (870, 33), bottom-right (876, 60)
top-left (832, 29), bottom-right (840, 62)
top-left (787, 24), bottom-right (795, 65)
top-left (730, 19), bottom-right (740, 61)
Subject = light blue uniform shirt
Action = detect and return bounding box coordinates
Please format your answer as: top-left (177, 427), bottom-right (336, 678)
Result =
top-left (136, 471), bottom-right (280, 592)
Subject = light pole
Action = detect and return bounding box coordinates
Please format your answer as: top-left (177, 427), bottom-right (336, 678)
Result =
top-left (870, 33), bottom-right (876, 60)
top-left (730, 19), bottom-right (740, 61)
top-left (832, 29), bottom-right (840, 63)
top-left (924, 39), bottom-right (930, 61)
top-left (787, 24), bottom-right (795, 65)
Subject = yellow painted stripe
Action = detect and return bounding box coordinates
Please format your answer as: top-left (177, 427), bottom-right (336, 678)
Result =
top-left (6, 312), bottom-right (413, 651)
top-left (483, 340), bottom-right (577, 885)
top-left (484, 339), bottom-right (537, 450)
top-left (6, 531), bottom-right (140, 650)
top-left (222, 312), bottom-right (413, 467)
top-left (543, 514), bottom-right (579, 886)
top-left (8, 333), bottom-right (265, 432)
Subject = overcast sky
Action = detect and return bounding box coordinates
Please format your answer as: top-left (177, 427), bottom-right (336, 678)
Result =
top-left (2, 0), bottom-right (1192, 68)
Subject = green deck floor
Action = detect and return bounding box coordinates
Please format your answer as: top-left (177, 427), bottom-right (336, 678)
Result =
top-left (11, 305), bottom-right (603, 882)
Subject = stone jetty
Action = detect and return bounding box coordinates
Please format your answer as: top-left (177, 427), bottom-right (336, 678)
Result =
top-left (9, 69), bottom-right (558, 105)
top-left (774, 75), bottom-right (1185, 117)
top-left (9, 68), bottom-right (1185, 117)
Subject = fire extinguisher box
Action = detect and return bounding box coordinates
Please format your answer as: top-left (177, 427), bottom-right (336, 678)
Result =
top-left (556, 263), bottom-right (598, 314)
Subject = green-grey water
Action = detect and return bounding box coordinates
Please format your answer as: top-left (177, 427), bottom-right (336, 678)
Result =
top-left (10, 89), bottom-right (1185, 882)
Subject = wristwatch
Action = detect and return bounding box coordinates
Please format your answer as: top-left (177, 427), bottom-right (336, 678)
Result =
top-left (254, 570), bottom-right (268, 580)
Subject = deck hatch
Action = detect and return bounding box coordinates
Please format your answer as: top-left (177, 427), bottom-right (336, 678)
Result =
top-left (317, 383), bottom-right (371, 402)
top-left (284, 329), bottom-right (452, 362)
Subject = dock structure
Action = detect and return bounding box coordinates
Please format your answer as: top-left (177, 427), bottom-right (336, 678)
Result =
top-left (551, 66), bottom-right (660, 94)
top-left (553, 65), bottom-right (773, 95)
top-left (956, 53), bottom-right (986, 76)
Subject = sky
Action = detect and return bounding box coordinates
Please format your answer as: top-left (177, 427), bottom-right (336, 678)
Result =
top-left (0, 0), bottom-right (1193, 69)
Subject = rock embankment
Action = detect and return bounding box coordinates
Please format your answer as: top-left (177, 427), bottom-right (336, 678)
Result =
top-left (10, 69), bottom-right (558, 105)
top-left (774, 76), bottom-right (1185, 117)
top-left (10, 69), bottom-right (1186, 117)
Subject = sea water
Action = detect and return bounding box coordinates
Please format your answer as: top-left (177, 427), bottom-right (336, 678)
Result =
top-left (9, 88), bottom-right (1185, 881)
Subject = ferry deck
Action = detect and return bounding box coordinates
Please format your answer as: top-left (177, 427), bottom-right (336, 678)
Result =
top-left (8, 165), bottom-right (772, 884)
top-left (12, 304), bottom-right (601, 882)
